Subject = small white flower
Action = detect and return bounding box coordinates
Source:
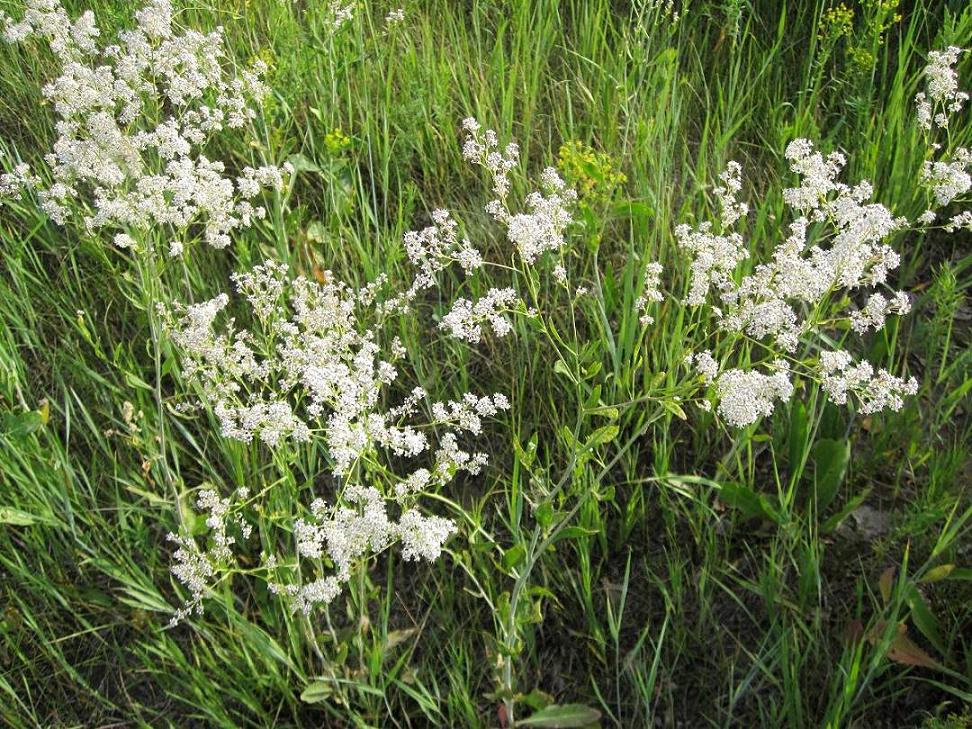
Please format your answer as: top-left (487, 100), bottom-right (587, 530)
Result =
top-left (2, 0), bottom-right (284, 248)
top-left (635, 262), bottom-right (664, 325)
top-left (440, 288), bottom-right (519, 343)
top-left (715, 363), bottom-right (793, 428)
top-left (114, 232), bottom-right (136, 249)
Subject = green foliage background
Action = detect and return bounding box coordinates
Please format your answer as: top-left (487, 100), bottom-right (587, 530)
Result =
top-left (1, 0), bottom-right (971, 726)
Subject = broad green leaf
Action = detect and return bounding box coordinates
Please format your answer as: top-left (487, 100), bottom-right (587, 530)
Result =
top-left (534, 502), bottom-right (555, 529)
top-left (661, 398), bottom-right (687, 420)
top-left (585, 424), bottom-right (619, 449)
top-left (553, 359), bottom-right (574, 382)
top-left (517, 703), bottom-right (602, 727)
top-left (560, 426), bottom-right (579, 452)
top-left (503, 545), bottom-right (527, 572)
top-left (590, 406), bottom-right (619, 420)
top-left (124, 371), bottom-right (153, 390)
top-left (0, 506), bottom-right (39, 526)
top-left (941, 567), bottom-right (972, 581)
top-left (287, 153), bottom-right (321, 174)
top-left (906, 586), bottom-right (946, 656)
top-left (306, 220), bottom-right (327, 242)
top-left (811, 438), bottom-right (850, 513)
top-left (2, 410), bottom-right (44, 438)
top-left (300, 680), bottom-right (334, 704)
top-left (788, 400), bottom-right (808, 470)
top-left (518, 688), bottom-right (555, 711)
top-left (718, 482), bottom-right (783, 524)
top-left (920, 564), bottom-right (955, 582)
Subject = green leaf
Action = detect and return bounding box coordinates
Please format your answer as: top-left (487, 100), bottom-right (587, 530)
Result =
top-left (585, 424), bottom-right (619, 449)
top-left (906, 585), bottom-right (946, 657)
top-left (560, 425), bottom-right (578, 450)
top-left (788, 400), bottom-right (808, 470)
top-left (124, 371), bottom-right (153, 391)
top-left (2, 410), bottom-right (44, 439)
top-left (590, 406), bottom-right (619, 419)
top-left (718, 482), bottom-right (783, 524)
top-left (611, 200), bottom-right (653, 220)
top-left (0, 506), bottom-right (40, 526)
top-left (305, 220), bottom-right (327, 242)
top-left (503, 545), bottom-right (527, 572)
top-left (553, 359), bottom-right (575, 382)
top-left (517, 703), bottom-right (602, 727)
top-left (548, 526), bottom-right (599, 546)
top-left (661, 398), bottom-right (687, 420)
top-left (287, 153), bottom-right (321, 174)
top-left (811, 438), bottom-right (850, 513)
top-left (534, 502), bottom-right (555, 529)
top-left (940, 567), bottom-right (972, 581)
top-left (518, 688), bottom-right (555, 711)
top-left (300, 680), bottom-right (334, 704)
top-left (920, 564), bottom-right (955, 583)
top-left (821, 488), bottom-right (871, 533)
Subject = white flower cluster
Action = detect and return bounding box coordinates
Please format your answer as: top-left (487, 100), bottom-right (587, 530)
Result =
top-left (944, 210), bottom-right (972, 232)
top-left (717, 161), bottom-right (749, 227)
top-left (0, 0), bottom-right (288, 248)
top-left (677, 138), bottom-right (921, 425)
top-left (403, 208), bottom-right (483, 290)
top-left (921, 148), bottom-right (971, 208)
top-left (849, 291), bottom-right (910, 334)
top-left (914, 47), bottom-right (972, 216)
top-left (440, 288), bottom-right (519, 342)
top-left (430, 393), bottom-right (510, 435)
top-left (915, 46), bottom-right (967, 131)
top-left (686, 350), bottom-right (719, 384)
top-left (166, 259), bottom-right (509, 613)
top-left (168, 487), bottom-right (251, 624)
top-left (328, 2), bottom-right (355, 29)
top-left (461, 117), bottom-right (520, 199)
top-left (502, 168), bottom-right (576, 264)
top-left (714, 363), bottom-right (794, 428)
top-left (385, 9), bottom-right (405, 26)
top-left (674, 165), bottom-right (750, 306)
top-left (462, 120), bottom-right (577, 264)
top-left (0, 156), bottom-right (39, 197)
top-left (276, 484), bottom-right (456, 614)
top-left (169, 260), bottom-right (499, 479)
top-left (635, 262), bottom-right (664, 325)
top-left (818, 350), bottom-right (918, 414)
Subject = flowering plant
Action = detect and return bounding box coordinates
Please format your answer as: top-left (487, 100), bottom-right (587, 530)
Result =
top-left (1, 0), bottom-right (970, 721)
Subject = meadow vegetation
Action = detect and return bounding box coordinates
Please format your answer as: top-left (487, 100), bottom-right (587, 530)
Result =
top-left (1, 0), bottom-right (971, 726)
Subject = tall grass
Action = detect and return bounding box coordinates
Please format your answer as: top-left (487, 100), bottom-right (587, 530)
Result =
top-left (1, 0), bottom-right (970, 726)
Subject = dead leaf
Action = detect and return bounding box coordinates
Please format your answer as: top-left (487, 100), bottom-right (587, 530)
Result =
top-left (879, 566), bottom-right (895, 604)
top-left (865, 622), bottom-right (945, 671)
